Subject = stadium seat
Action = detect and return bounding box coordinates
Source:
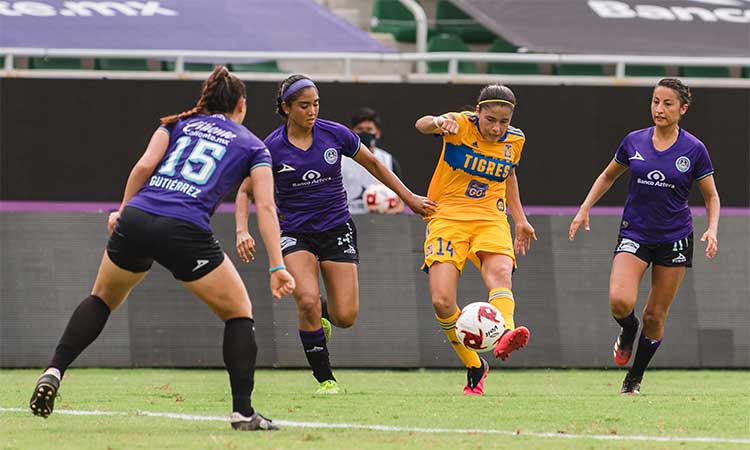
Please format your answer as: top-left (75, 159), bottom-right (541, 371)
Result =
top-left (553, 64), bottom-right (605, 76)
top-left (679, 66), bottom-right (730, 78)
top-left (161, 61), bottom-right (216, 72)
top-left (625, 64), bottom-right (667, 77)
top-left (95, 58), bottom-right (150, 71)
top-left (228, 61), bottom-right (281, 73)
top-left (487, 37), bottom-right (539, 75)
top-left (435, 0), bottom-right (494, 44)
top-left (28, 57), bottom-right (82, 70)
top-left (743, 67), bottom-right (750, 78)
top-left (427, 33), bottom-right (477, 74)
top-left (371, 0), bottom-right (419, 43)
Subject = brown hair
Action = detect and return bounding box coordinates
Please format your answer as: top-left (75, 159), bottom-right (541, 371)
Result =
top-left (657, 78), bottom-right (692, 107)
top-left (275, 74), bottom-right (315, 119)
top-left (160, 65), bottom-right (246, 125)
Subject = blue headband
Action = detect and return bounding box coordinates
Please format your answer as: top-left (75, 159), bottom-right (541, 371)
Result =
top-left (282, 79), bottom-right (316, 101)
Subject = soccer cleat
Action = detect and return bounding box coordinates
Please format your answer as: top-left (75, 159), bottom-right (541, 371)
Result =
top-left (29, 373), bottom-right (60, 418)
top-left (613, 332), bottom-right (636, 366)
top-left (620, 375), bottom-right (642, 395)
top-left (315, 379), bottom-right (339, 395)
top-left (230, 411), bottom-right (280, 431)
top-left (463, 358), bottom-right (489, 396)
top-left (493, 326), bottom-right (530, 361)
top-left (321, 317), bottom-right (332, 343)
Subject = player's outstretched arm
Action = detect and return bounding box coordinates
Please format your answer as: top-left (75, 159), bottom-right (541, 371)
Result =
top-left (415, 115), bottom-right (458, 135)
top-left (569, 160), bottom-right (628, 241)
top-left (353, 143), bottom-right (436, 216)
top-left (697, 175), bottom-right (720, 259)
top-left (108, 129), bottom-right (170, 234)
top-left (506, 168), bottom-right (536, 256)
top-left (250, 166), bottom-right (295, 298)
top-left (234, 176), bottom-right (256, 263)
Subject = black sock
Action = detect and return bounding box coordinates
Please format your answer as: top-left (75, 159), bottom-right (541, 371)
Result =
top-left (223, 317), bottom-right (257, 417)
top-left (299, 328), bottom-right (334, 383)
top-left (49, 295), bottom-right (111, 377)
top-left (628, 333), bottom-right (662, 380)
top-left (614, 310), bottom-right (639, 341)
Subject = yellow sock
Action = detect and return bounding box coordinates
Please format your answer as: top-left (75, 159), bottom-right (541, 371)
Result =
top-left (436, 308), bottom-right (481, 368)
top-left (488, 287), bottom-right (515, 330)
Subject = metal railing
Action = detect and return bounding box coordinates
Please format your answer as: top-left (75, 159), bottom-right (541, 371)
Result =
top-left (3, 48), bottom-right (750, 86)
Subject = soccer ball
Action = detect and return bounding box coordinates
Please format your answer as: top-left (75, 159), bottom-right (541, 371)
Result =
top-left (363, 183), bottom-right (399, 214)
top-left (455, 302), bottom-right (505, 353)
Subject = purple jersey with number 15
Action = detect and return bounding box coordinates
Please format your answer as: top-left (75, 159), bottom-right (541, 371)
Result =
top-left (265, 119), bottom-right (361, 233)
top-left (614, 127), bottom-right (714, 244)
top-left (128, 114), bottom-right (271, 231)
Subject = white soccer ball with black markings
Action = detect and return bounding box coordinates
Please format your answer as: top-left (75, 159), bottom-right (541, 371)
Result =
top-left (455, 302), bottom-right (505, 353)
top-left (363, 183), bottom-right (398, 214)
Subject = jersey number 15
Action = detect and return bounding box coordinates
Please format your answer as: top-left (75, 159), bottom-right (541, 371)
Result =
top-left (158, 136), bottom-right (226, 185)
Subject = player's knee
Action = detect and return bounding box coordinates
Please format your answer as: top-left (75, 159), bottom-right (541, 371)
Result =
top-left (296, 293), bottom-right (322, 319)
top-left (609, 292), bottom-right (634, 317)
top-left (331, 309), bottom-right (357, 328)
top-left (431, 293), bottom-right (456, 316)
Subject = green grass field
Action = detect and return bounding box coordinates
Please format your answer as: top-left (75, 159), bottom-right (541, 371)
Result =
top-left (2, 368), bottom-right (749, 450)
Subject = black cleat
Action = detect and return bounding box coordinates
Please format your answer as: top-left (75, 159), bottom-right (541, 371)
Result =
top-left (30, 373), bottom-right (60, 418)
top-left (230, 411), bottom-right (280, 431)
top-left (620, 374), bottom-right (642, 395)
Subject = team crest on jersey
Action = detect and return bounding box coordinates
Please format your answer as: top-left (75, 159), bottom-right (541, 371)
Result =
top-left (496, 198), bottom-right (506, 212)
top-left (324, 148), bottom-right (338, 164)
top-left (675, 156), bottom-right (691, 173)
top-left (504, 144), bottom-right (513, 159)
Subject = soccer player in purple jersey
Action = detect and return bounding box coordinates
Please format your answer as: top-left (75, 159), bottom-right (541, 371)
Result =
top-left (235, 74), bottom-right (435, 394)
top-left (569, 79), bottom-right (720, 395)
top-left (29, 67), bottom-right (294, 430)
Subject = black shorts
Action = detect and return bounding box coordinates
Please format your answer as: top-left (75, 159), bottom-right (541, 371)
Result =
top-left (107, 206), bottom-right (224, 282)
top-left (613, 233), bottom-right (693, 268)
top-left (280, 218), bottom-right (359, 264)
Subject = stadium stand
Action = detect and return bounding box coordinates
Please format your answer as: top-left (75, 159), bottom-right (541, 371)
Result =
top-left (679, 66), bottom-right (731, 78)
top-left (95, 59), bottom-right (150, 71)
top-left (625, 64), bottom-right (667, 77)
top-left (28, 58), bottom-right (82, 70)
top-left (371, 0), bottom-right (419, 43)
top-left (426, 33), bottom-right (477, 74)
top-left (434, 0), bottom-right (494, 44)
top-left (486, 37), bottom-right (540, 75)
top-left (229, 61), bottom-right (281, 73)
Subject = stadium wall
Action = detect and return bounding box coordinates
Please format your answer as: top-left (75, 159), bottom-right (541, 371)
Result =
top-left (2, 212), bottom-right (748, 368)
top-left (1, 78), bottom-right (748, 206)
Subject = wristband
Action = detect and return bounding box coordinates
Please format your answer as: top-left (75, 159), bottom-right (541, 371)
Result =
top-left (268, 265), bottom-right (286, 274)
top-left (432, 116), bottom-right (444, 128)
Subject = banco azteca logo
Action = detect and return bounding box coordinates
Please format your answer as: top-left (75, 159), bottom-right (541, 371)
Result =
top-left (302, 170), bottom-right (321, 181)
top-left (646, 170), bottom-right (666, 182)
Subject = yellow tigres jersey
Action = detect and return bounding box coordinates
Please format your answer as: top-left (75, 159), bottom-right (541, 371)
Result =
top-left (426, 111), bottom-right (525, 221)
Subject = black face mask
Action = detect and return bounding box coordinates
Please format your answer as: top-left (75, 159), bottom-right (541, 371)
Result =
top-left (357, 132), bottom-right (377, 149)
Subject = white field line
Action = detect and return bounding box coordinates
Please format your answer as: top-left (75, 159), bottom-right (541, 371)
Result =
top-left (3, 407), bottom-right (750, 445)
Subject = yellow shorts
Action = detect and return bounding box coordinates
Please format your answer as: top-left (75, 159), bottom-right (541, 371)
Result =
top-left (422, 216), bottom-right (515, 272)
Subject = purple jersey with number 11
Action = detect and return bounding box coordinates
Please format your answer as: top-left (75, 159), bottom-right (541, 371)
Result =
top-left (129, 114), bottom-right (271, 231)
top-left (265, 119), bottom-right (361, 233)
top-left (614, 127), bottom-right (714, 244)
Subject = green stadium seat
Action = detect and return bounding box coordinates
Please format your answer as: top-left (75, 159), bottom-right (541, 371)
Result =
top-left (743, 67), bottom-right (750, 78)
top-left (371, 0), bottom-right (418, 43)
top-left (427, 33), bottom-right (477, 74)
top-left (161, 61), bottom-right (216, 72)
top-left (553, 64), bottom-right (605, 76)
top-left (679, 66), bottom-right (730, 78)
top-left (228, 61), bottom-right (280, 73)
top-left (625, 64), bottom-right (667, 77)
top-left (435, 0), bottom-right (494, 43)
top-left (487, 37), bottom-right (539, 75)
top-left (28, 57), bottom-right (82, 70)
top-left (95, 58), bottom-right (150, 71)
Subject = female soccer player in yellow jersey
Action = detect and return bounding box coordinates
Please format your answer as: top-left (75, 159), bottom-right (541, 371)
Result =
top-left (415, 84), bottom-right (537, 395)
